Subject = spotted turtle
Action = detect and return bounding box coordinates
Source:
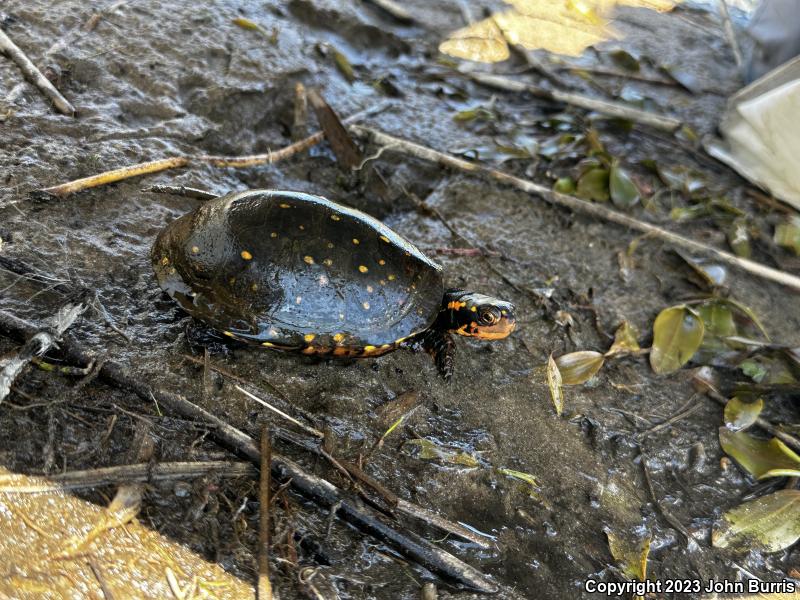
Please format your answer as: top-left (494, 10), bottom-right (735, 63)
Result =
top-left (152, 190), bottom-right (516, 380)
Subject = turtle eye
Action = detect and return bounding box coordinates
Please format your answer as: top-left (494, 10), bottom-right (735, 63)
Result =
top-left (479, 307), bottom-right (499, 325)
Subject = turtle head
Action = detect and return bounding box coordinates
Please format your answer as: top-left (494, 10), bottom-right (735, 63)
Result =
top-left (441, 290), bottom-right (516, 340)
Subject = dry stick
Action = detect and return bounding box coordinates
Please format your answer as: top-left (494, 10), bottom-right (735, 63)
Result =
top-left (0, 309), bottom-right (498, 594)
top-left (237, 385), bottom-right (323, 439)
top-left (350, 126), bottom-right (800, 293)
top-left (465, 71), bottom-right (683, 132)
top-left (258, 425), bottom-right (273, 600)
top-left (716, 0), bottom-right (745, 80)
top-left (142, 185), bottom-right (218, 201)
top-left (0, 461), bottom-right (254, 493)
top-left (0, 303), bottom-right (84, 404)
top-left (0, 29), bottom-right (76, 116)
top-left (39, 102), bottom-right (391, 198)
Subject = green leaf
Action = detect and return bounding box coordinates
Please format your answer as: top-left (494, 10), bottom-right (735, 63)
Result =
top-left (698, 301), bottom-right (737, 338)
top-left (553, 177), bottom-right (576, 194)
top-left (606, 530), bottom-right (650, 582)
top-left (555, 351), bottom-right (605, 385)
top-left (403, 439), bottom-right (479, 468)
top-left (608, 49), bottom-right (640, 72)
top-left (606, 321), bottom-right (641, 356)
top-left (576, 167), bottom-right (610, 202)
top-left (546, 353), bottom-right (564, 415)
top-left (713, 490), bottom-right (800, 553)
top-left (724, 396), bottom-right (763, 432)
top-left (331, 49), bottom-right (356, 83)
top-left (649, 306), bottom-right (705, 374)
top-left (774, 217), bottom-right (800, 255)
top-left (719, 428), bottom-right (800, 479)
top-left (609, 161), bottom-right (640, 209)
top-left (740, 359), bottom-right (768, 383)
top-left (497, 468), bottom-right (540, 498)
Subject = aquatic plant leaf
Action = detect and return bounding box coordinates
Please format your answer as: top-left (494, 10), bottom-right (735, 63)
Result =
top-left (498, 468), bottom-right (540, 498)
top-left (650, 306), bottom-right (704, 374)
top-left (698, 301), bottom-right (736, 338)
top-left (609, 161), bottom-right (640, 209)
top-left (719, 428), bottom-right (800, 479)
top-left (606, 530), bottom-right (650, 581)
top-left (547, 353), bottom-right (564, 415)
top-left (553, 177), bottom-right (576, 194)
top-left (606, 321), bottom-right (640, 356)
top-left (774, 217), bottom-right (800, 255)
top-left (332, 48), bottom-right (356, 82)
top-left (724, 396), bottom-right (763, 432)
top-left (403, 439), bottom-right (479, 468)
top-left (608, 49), bottom-right (640, 72)
top-left (713, 490), bottom-right (800, 553)
top-left (577, 167), bottom-right (610, 202)
top-left (555, 351), bottom-right (605, 385)
top-left (740, 359), bottom-right (768, 383)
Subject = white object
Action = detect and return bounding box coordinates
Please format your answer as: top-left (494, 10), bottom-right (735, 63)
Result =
top-left (706, 56), bottom-right (800, 209)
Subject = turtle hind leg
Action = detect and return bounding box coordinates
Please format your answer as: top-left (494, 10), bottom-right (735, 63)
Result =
top-left (420, 329), bottom-right (455, 382)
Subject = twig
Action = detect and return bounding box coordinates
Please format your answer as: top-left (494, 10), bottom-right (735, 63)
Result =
top-left (40, 157), bottom-right (190, 198)
top-left (556, 64), bottom-right (677, 86)
top-left (465, 71), bottom-right (683, 132)
top-left (236, 385), bottom-right (323, 438)
top-left (0, 461), bottom-right (254, 493)
top-left (634, 394), bottom-right (703, 440)
top-left (258, 425), bottom-right (273, 600)
top-left (349, 125), bottom-right (800, 293)
top-left (0, 302), bottom-right (84, 404)
top-left (143, 185), bottom-right (218, 201)
top-left (716, 0), bottom-right (745, 80)
top-left (0, 309), bottom-right (498, 594)
top-left (0, 29), bottom-right (76, 115)
top-left (38, 102), bottom-right (391, 198)
top-left (273, 426), bottom-right (493, 549)
top-left (88, 557), bottom-right (115, 600)
top-left (640, 453), bottom-right (698, 550)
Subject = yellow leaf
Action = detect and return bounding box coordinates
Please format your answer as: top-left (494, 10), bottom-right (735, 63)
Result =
top-left (723, 396), bottom-right (763, 432)
top-left (555, 350), bottom-right (605, 385)
top-left (606, 321), bottom-right (640, 356)
top-left (713, 490), bottom-right (800, 553)
top-left (546, 353), bottom-right (564, 415)
top-left (719, 428), bottom-right (800, 479)
top-left (606, 530), bottom-right (651, 581)
top-left (438, 17), bottom-right (509, 63)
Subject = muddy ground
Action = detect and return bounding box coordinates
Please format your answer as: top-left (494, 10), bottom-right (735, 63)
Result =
top-left (1, 0), bottom-right (799, 598)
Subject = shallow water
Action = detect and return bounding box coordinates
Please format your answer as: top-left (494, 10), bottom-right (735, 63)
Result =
top-left (1, 0), bottom-right (799, 598)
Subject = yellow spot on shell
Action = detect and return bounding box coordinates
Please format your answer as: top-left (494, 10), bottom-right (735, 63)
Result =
top-left (380, 235), bottom-right (390, 243)
top-left (388, 274), bottom-right (396, 281)
top-left (323, 258), bottom-right (333, 266)
top-left (331, 214), bottom-right (341, 221)
top-left (364, 345), bottom-right (377, 354)
top-left (191, 246), bottom-right (200, 254)
top-left (381, 344), bottom-right (391, 350)
top-left (304, 255), bottom-right (315, 265)
top-left (223, 331), bottom-right (234, 337)
top-left (362, 302), bottom-right (370, 310)
top-left (262, 341), bottom-right (274, 347)
top-left (161, 256), bottom-right (169, 266)
top-left (271, 232), bottom-right (278, 238)
top-left (379, 279), bottom-right (386, 286)
top-left (299, 224), bottom-right (305, 230)
top-left (471, 306), bottom-right (478, 312)
top-left (333, 333), bottom-right (345, 343)
top-left (169, 267), bottom-right (176, 274)
top-left (229, 277), bottom-right (236, 285)
top-left (304, 333), bottom-right (316, 342)
top-left (358, 265), bottom-right (368, 273)
top-left (366, 285), bottom-right (374, 293)
top-left (327, 242), bottom-right (334, 249)
top-left (296, 296), bottom-right (302, 304)
top-left (378, 259), bottom-right (386, 266)
top-left (280, 203), bottom-right (291, 208)
top-left (251, 283), bottom-right (259, 291)
top-left (339, 313), bottom-right (345, 320)
top-left (241, 250), bottom-right (253, 260)
top-left (352, 238), bottom-right (360, 245)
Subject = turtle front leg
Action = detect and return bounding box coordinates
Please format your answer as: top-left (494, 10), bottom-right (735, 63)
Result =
top-left (419, 329), bottom-right (455, 381)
